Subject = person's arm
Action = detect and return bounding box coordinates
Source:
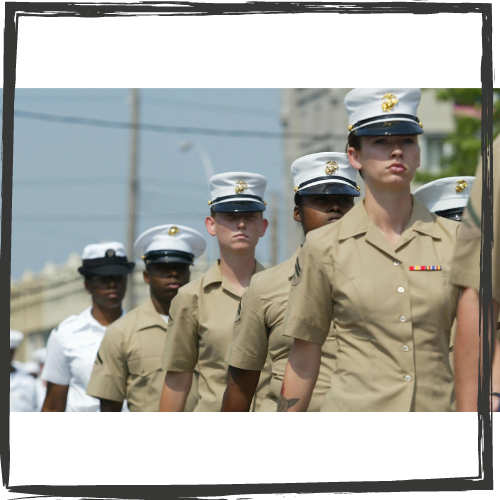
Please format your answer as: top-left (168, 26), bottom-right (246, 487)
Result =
top-left (41, 382), bottom-right (69, 412)
top-left (221, 366), bottom-right (261, 412)
top-left (100, 398), bottom-right (123, 412)
top-left (86, 324), bottom-right (127, 409)
top-left (455, 287), bottom-right (500, 412)
top-left (278, 339), bottom-right (321, 412)
top-left (159, 371), bottom-right (193, 412)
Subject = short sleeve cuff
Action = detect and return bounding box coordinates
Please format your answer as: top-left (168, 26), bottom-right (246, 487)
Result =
top-left (282, 317), bottom-right (328, 346)
top-left (164, 357), bottom-right (197, 372)
top-left (449, 268), bottom-right (480, 292)
top-left (225, 347), bottom-right (266, 371)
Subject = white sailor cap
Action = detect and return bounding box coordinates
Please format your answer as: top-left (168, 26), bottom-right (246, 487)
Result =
top-left (78, 241), bottom-right (135, 277)
top-left (292, 152), bottom-right (361, 200)
top-left (33, 347), bottom-right (47, 364)
top-left (208, 172), bottom-right (267, 213)
top-left (134, 224), bottom-right (206, 266)
top-left (413, 176), bottom-right (475, 221)
top-left (10, 329), bottom-right (24, 349)
top-left (345, 88), bottom-right (424, 137)
top-left (23, 361), bottom-right (40, 376)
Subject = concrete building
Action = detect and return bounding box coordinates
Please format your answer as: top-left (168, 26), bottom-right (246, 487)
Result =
top-left (281, 88), bottom-right (455, 254)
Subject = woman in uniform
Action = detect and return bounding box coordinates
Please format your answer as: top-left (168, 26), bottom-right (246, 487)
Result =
top-left (222, 153), bottom-right (359, 411)
top-left (279, 88), bottom-right (460, 412)
top-left (41, 242), bottom-right (134, 411)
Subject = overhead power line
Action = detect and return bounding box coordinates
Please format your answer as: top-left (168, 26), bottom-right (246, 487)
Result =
top-left (10, 109), bottom-right (344, 141)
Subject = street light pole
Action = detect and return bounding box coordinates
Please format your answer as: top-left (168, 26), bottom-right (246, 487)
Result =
top-left (178, 140), bottom-right (216, 262)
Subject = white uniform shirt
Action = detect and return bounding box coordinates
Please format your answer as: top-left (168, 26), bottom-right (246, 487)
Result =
top-left (10, 369), bottom-right (38, 412)
top-left (34, 377), bottom-right (47, 412)
top-left (41, 307), bottom-right (125, 412)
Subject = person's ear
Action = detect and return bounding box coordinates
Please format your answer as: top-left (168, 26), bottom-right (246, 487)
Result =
top-left (293, 206), bottom-right (302, 223)
top-left (259, 218), bottom-right (269, 237)
top-left (143, 269), bottom-right (150, 285)
top-left (84, 279), bottom-right (91, 294)
top-left (347, 146), bottom-right (363, 172)
top-left (205, 216), bottom-right (217, 237)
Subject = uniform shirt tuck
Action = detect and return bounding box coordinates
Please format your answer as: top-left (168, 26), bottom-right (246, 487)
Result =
top-left (42, 307), bottom-right (124, 412)
top-left (163, 260), bottom-right (265, 412)
top-left (226, 247), bottom-right (337, 411)
top-left (283, 197), bottom-right (460, 412)
top-left (86, 297), bottom-right (181, 412)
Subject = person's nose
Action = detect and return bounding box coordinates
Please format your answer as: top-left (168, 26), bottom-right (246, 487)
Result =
top-left (390, 139), bottom-right (404, 159)
top-left (327, 202), bottom-right (341, 213)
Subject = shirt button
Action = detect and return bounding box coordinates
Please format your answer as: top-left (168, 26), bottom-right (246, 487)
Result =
top-left (394, 261), bottom-right (401, 266)
top-left (398, 287), bottom-right (405, 293)
top-left (405, 375), bottom-right (412, 382)
top-left (402, 345), bottom-right (409, 352)
top-left (400, 315), bottom-right (407, 323)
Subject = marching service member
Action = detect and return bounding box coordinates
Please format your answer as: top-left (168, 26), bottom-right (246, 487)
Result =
top-left (87, 224), bottom-right (205, 412)
top-left (41, 242), bottom-right (134, 411)
top-left (160, 172), bottom-right (268, 412)
top-left (10, 330), bottom-right (37, 412)
top-left (279, 88), bottom-right (460, 412)
top-left (222, 153), bottom-right (359, 411)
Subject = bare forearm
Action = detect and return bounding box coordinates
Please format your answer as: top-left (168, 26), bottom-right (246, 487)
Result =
top-left (455, 289), bottom-right (500, 412)
top-left (278, 339), bottom-right (321, 412)
top-left (221, 366), bottom-right (260, 412)
top-left (41, 382), bottom-right (68, 412)
top-left (100, 398), bottom-right (123, 412)
top-left (159, 371), bottom-right (193, 412)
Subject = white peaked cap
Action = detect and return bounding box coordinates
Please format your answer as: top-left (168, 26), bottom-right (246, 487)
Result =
top-left (81, 241), bottom-right (127, 260)
top-left (413, 176), bottom-right (475, 213)
top-left (10, 329), bottom-right (24, 349)
top-left (134, 224), bottom-right (206, 265)
top-left (291, 152), bottom-right (360, 196)
top-left (345, 88), bottom-right (423, 136)
top-left (208, 172), bottom-right (267, 212)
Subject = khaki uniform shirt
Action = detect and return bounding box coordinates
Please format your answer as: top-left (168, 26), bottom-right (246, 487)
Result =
top-left (226, 247), bottom-right (337, 412)
top-left (163, 260), bottom-right (265, 412)
top-left (86, 298), bottom-right (198, 412)
top-left (283, 198), bottom-right (460, 412)
top-left (450, 136), bottom-right (500, 305)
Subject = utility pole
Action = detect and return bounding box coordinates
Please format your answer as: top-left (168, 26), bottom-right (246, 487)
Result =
top-left (270, 191), bottom-right (279, 267)
top-left (125, 88), bottom-right (139, 312)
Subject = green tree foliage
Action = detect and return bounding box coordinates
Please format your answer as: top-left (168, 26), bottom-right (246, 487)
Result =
top-left (415, 88), bottom-right (500, 183)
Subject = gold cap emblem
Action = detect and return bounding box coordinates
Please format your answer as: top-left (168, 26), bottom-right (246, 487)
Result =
top-left (168, 226), bottom-right (180, 236)
top-left (382, 93), bottom-right (399, 112)
top-left (456, 180), bottom-right (468, 193)
top-left (235, 180), bottom-right (248, 194)
top-left (325, 161), bottom-right (339, 176)
top-left (348, 124), bottom-right (353, 132)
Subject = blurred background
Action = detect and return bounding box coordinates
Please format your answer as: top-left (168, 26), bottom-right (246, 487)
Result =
top-left (8, 87), bottom-right (499, 361)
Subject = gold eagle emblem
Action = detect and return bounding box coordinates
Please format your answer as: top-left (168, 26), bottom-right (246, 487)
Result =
top-left (235, 180), bottom-right (248, 194)
top-left (455, 180), bottom-right (468, 193)
top-left (168, 226), bottom-right (180, 236)
top-left (382, 93), bottom-right (399, 112)
top-left (325, 161), bottom-right (339, 175)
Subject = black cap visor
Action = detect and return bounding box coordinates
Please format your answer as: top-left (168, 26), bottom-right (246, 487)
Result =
top-left (352, 120), bottom-right (423, 137)
top-left (297, 182), bottom-right (360, 198)
top-left (212, 200), bottom-right (266, 213)
top-left (78, 262), bottom-right (135, 277)
top-left (435, 207), bottom-right (464, 222)
top-left (144, 250), bottom-right (194, 266)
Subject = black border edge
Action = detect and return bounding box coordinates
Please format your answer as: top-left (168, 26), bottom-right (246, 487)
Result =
top-left (2, 1), bottom-right (493, 498)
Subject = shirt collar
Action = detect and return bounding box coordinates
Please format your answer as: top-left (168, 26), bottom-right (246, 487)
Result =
top-left (202, 260), bottom-right (265, 296)
top-left (136, 297), bottom-right (167, 332)
top-left (338, 196), bottom-right (442, 242)
top-left (73, 306), bottom-right (125, 333)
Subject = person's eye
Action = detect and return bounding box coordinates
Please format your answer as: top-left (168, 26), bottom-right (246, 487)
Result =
top-left (374, 138), bottom-right (386, 145)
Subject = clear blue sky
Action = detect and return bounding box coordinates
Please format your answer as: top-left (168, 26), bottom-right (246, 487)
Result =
top-left (9, 89), bottom-right (284, 279)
